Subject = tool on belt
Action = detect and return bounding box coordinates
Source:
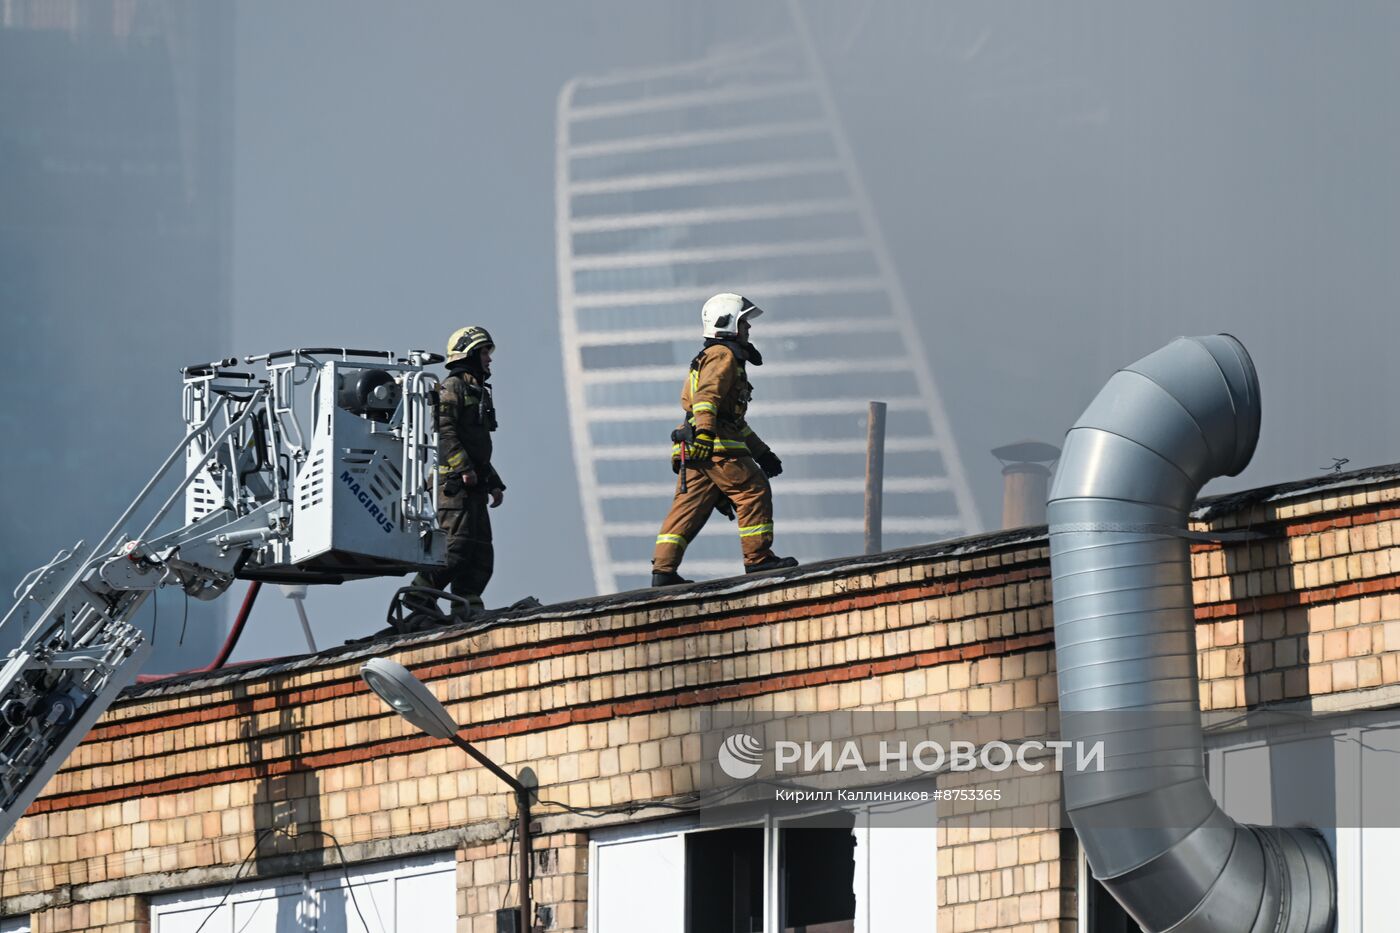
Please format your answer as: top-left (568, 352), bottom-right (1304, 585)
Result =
top-left (442, 468), bottom-right (478, 497)
top-left (670, 420), bottom-right (732, 518)
top-left (671, 423), bottom-right (694, 492)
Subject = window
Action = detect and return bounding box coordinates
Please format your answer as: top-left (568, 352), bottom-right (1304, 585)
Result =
top-left (592, 833), bottom-right (684, 933)
top-left (1078, 853), bottom-right (1141, 933)
top-left (0, 916), bottom-right (29, 933)
top-left (1183, 715), bottom-right (1400, 931)
top-left (849, 806), bottom-right (938, 933)
top-left (149, 852), bottom-right (456, 933)
top-left (590, 805), bottom-right (936, 933)
top-left (688, 827), bottom-right (765, 933)
top-left (780, 814), bottom-right (856, 932)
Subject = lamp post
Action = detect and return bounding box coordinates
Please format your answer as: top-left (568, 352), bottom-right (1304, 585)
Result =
top-left (360, 658), bottom-right (532, 932)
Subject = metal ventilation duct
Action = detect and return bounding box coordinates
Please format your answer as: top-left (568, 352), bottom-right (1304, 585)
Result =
top-left (1047, 336), bottom-right (1335, 932)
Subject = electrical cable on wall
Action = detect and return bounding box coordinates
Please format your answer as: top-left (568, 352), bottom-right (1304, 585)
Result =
top-left (191, 826), bottom-right (373, 933)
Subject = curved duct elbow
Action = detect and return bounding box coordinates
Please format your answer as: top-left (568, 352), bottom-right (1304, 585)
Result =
top-left (1048, 336), bottom-right (1335, 933)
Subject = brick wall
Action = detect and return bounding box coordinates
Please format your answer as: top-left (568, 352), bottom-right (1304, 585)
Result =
top-left (31, 897), bottom-right (145, 933)
top-left (458, 833), bottom-right (587, 931)
top-left (0, 468), bottom-right (1397, 933)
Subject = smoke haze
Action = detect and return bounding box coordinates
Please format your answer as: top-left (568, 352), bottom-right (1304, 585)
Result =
top-left (4, 1), bottom-right (1396, 663)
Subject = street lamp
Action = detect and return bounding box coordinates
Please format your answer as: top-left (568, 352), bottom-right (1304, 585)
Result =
top-left (361, 658), bottom-right (533, 932)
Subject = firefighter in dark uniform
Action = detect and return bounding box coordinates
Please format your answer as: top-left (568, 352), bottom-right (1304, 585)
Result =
top-left (411, 325), bottom-right (504, 611)
top-left (651, 293), bottom-right (798, 586)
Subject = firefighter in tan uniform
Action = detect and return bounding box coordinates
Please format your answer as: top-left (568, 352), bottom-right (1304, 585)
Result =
top-left (651, 294), bottom-right (798, 586)
top-left (409, 325), bottom-right (504, 611)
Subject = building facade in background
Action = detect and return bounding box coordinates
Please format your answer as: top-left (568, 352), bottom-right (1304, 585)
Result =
top-left (0, 0), bottom-right (234, 670)
top-left (555, 8), bottom-right (981, 594)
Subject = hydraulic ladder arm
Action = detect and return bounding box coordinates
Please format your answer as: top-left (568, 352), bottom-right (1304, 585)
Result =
top-left (0, 350), bottom-right (446, 842)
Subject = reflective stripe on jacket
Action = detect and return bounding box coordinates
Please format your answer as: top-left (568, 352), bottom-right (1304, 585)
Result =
top-left (677, 344), bottom-right (770, 459)
top-left (436, 370), bottom-right (504, 500)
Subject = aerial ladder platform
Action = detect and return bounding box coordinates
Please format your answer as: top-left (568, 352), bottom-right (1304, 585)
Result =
top-left (0, 348), bottom-right (448, 842)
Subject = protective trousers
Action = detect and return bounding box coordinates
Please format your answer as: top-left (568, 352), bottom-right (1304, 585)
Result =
top-left (653, 457), bottom-right (774, 574)
top-left (412, 492), bottom-right (494, 609)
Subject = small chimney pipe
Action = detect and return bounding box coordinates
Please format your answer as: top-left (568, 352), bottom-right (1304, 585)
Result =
top-left (992, 440), bottom-right (1060, 529)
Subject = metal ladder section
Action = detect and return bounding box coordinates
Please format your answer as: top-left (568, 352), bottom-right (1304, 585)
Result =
top-left (554, 12), bottom-right (982, 593)
top-left (0, 385), bottom-right (271, 840)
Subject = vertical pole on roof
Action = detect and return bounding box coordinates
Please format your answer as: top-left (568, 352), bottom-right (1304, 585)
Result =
top-left (864, 401), bottom-right (887, 555)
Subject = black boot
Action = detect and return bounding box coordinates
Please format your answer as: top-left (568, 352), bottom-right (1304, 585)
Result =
top-left (745, 555), bottom-right (798, 574)
top-left (651, 571), bottom-right (692, 587)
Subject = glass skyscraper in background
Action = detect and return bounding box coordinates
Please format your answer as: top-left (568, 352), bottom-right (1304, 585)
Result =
top-left (556, 8), bottom-right (981, 594)
top-left (0, 0), bottom-right (234, 670)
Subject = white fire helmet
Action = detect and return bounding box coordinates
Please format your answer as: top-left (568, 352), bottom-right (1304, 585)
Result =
top-left (701, 293), bottom-right (763, 340)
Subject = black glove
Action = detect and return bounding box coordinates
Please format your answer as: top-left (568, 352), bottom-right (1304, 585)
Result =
top-left (688, 432), bottom-right (715, 460)
top-left (756, 450), bottom-right (783, 477)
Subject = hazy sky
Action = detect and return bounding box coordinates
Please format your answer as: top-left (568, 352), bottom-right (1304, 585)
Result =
top-left (226, 1), bottom-right (1400, 659)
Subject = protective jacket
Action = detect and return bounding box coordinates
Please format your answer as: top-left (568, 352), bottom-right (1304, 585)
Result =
top-left (674, 340), bottom-right (771, 461)
top-left (437, 369), bottom-right (504, 504)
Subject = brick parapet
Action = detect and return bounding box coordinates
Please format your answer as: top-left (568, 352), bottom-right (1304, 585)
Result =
top-left (0, 470), bottom-right (1396, 932)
